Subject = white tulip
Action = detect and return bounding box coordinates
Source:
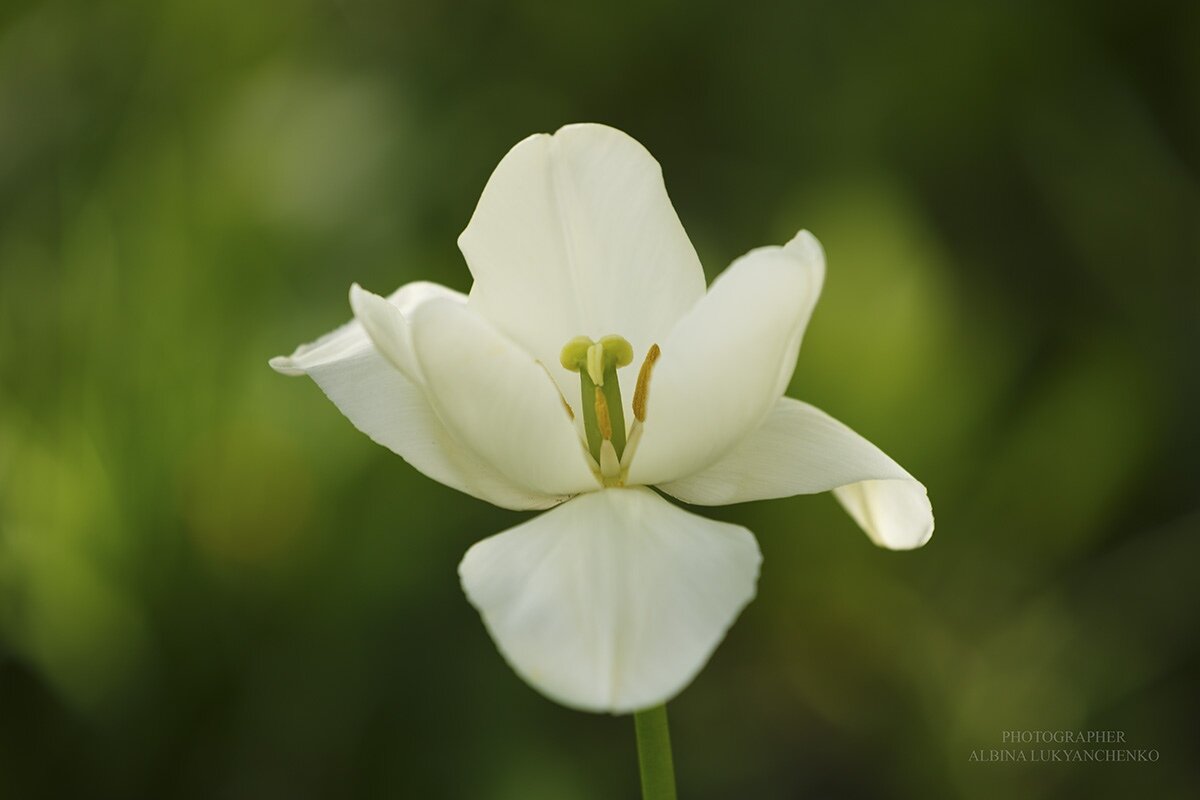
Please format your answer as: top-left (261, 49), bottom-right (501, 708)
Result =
top-left (271, 124), bottom-right (933, 714)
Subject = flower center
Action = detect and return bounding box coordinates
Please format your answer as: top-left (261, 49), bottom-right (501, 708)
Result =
top-left (560, 335), bottom-right (659, 487)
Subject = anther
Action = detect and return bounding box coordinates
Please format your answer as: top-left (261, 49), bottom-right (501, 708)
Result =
top-left (633, 344), bottom-right (660, 422)
top-left (538, 361), bottom-right (576, 420)
top-left (594, 386), bottom-right (613, 441)
top-left (586, 342), bottom-right (606, 386)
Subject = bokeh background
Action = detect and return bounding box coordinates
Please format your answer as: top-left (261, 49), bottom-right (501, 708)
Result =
top-left (1, 0), bottom-right (1197, 797)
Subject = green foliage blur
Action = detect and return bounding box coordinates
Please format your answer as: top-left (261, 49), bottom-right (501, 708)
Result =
top-left (1, 0), bottom-right (1197, 797)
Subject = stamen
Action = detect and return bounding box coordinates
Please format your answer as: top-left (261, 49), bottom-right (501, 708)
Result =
top-left (594, 386), bottom-right (613, 441)
top-left (621, 419), bottom-right (642, 470)
top-left (538, 360), bottom-right (575, 420)
top-left (599, 440), bottom-right (621, 482)
top-left (633, 344), bottom-right (660, 422)
top-left (586, 342), bottom-right (605, 386)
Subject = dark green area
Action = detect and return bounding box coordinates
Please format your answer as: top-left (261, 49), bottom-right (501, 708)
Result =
top-left (1, 0), bottom-right (1198, 797)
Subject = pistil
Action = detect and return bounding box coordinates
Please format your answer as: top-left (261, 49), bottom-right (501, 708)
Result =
top-left (561, 335), bottom-right (632, 463)
top-left (561, 335), bottom-right (659, 485)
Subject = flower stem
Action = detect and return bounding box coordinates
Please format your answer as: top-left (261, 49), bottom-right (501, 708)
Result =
top-left (634, 704), bottom-right (677, 799)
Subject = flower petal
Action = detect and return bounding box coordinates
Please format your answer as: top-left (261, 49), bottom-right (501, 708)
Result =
top-left (407, 297), bottom-right (599, 497)
top-left (459, 123), bottom-right (706, 392)
top-left (659, 398), bottom-right (934, 550)
top-left (626, 231), bottom-right (825, 487)
top-left (347, 282), bottom-right (452, 384)
top-left (270, 284), bottom-right (561, 510)
top-left (459, 487), bottom-right (761, 713)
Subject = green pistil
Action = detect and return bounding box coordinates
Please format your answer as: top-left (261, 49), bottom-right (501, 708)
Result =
top-left (600, 361), bottom-right (627, 458)
top-left (578, 368), bottom-right (602, 462)
top-left (560, 335), bottom-right (633, 464)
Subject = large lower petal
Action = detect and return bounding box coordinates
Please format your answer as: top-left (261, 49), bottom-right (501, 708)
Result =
top-left (407, 297), bottom-right (599, 497)
top-left (459, 487), bottom-right (761, 713)
top-left (658, 398), bottom-right (934, 550)
top-left (269, 284), bottom-right (561, 510)
top-left (459, 123), bottom-right (707, 400)
top-left (626, 231), bottom-right (825, 487)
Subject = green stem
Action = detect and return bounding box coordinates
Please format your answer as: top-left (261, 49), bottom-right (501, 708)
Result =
top-left (634, 704), bottom-right (677, 800)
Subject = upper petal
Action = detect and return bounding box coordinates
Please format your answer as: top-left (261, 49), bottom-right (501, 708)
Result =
top-left (658, 397), bottom-right (934, 550)
top-left (407, 297), bottom-right (599, 497)
top-left (626, 231), bottom-right (825, 487)
top-left (459, 487), bottom-right (761, 713)
top-left (459, 123), bottom-right (707, 392)
top-left (270, 284), bottom-right (561, 511)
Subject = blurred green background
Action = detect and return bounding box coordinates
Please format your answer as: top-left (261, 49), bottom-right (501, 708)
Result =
top-left (1, 0), bottom-right (1197, 797)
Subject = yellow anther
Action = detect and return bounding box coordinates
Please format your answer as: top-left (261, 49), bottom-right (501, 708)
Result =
top-left (586, 342), bottom-right (606, 386)
top-left (594, 386), bottom-right (613, 440)
top-left (598, 335), bottom-right (634, 368)
top-left (560, 336), bottom-right (594, 371)
top-left (633, 344), bottom-right (660, 422)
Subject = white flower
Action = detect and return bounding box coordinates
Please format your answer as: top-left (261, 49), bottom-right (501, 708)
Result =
top-left (271, 123), bottom-right (933, 714)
